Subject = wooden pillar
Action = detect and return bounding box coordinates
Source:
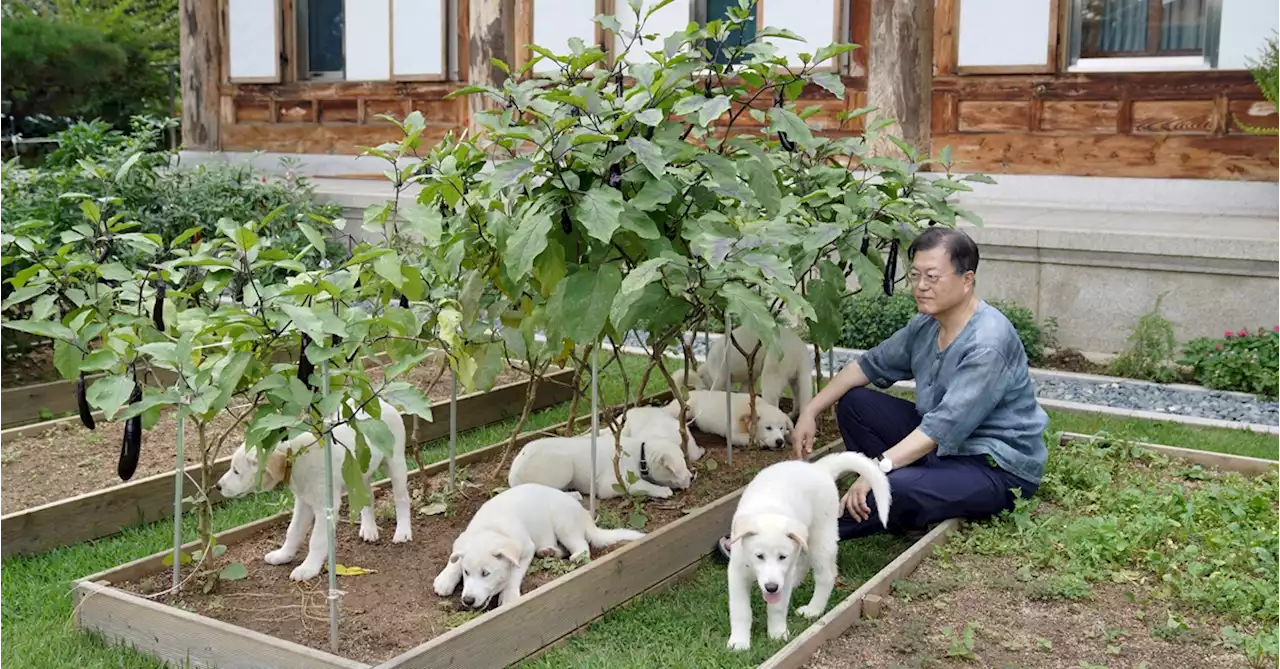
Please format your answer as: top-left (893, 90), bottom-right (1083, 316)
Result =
top-left (179, 0), bottom-right (222, 150)
top-left (866, 0), bottom-right (933, 158)
top-left (468, 0), bottom-right (517, 124)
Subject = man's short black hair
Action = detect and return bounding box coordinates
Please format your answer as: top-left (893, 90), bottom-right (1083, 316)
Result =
top-left (907, 227), bottom-right (979, 276)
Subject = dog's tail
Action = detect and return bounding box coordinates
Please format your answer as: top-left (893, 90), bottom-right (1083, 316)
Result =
top-left (814, 452), bottom-right (892, 529)
top-left (586, 524), bottom-right (646, 548)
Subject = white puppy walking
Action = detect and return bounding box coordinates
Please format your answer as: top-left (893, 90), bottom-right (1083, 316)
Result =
top-left (679, 325), bottom-right (814, 418)
top-left (217, 399), bottom-right (412, 581)
top-left (665, 390), bottom-right (793, 449)
top-left (507, 432), bottom-right (693, 499)
top-left (726, 452), bottom-right (892, 650)
top-left (433, 483), bottom-right (645, 609)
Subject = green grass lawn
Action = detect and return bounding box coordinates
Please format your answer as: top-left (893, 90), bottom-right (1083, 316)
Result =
top-left (2, 370), bottom-right (1275, 669)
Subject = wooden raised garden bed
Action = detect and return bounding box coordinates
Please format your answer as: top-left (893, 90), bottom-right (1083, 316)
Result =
top-left (1, 364), bottom-right (572, 558)
top-left (73, 397), bottom-right (840, 669)
top-left (754, 433), bottom-right (1280, 669)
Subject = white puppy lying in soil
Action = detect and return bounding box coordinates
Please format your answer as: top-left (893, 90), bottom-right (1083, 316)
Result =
top-left (726, 451), bottom-right (892, 650)
top-left (217, 399), bottom-right (412, 581)
top-left (675, 325), bottom-right (814, 418)
top-left (433, 483), bottom-right (645, 609)
top-left (619, 405), bottom-right (705, 461)
top-left (664, 390), bottom-right (793, 449)
top-left (508, 430), bottom-right (693, 499)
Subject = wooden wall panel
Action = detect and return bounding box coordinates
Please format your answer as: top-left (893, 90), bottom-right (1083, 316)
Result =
top-left (234, 100), bottom-right (272, 123)
top-left (957, 100), bottom-right (1029, 132)
top-left (317, 99), bottom-right (360, 123)
top-left (1130, 100), bottom-right (1216, 135)
top-left (276, 100), bottom-right (315, 123)
top-left (363, 99), bottom-right (411, 123)
top-left (222, 123), bottom-right (458, 153)
top-left (1039, 101), bottom-right (1118, 132)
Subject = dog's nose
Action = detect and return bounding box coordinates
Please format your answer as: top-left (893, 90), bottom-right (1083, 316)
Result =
top-left (461, 595), bottom-right (475, 606)
top-left (764, 582), bottom-right (779, 593)
top-left (774, 438), bottom-right (784, 448)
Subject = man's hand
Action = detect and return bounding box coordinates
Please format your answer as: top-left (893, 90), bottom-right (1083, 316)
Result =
top-left (791, 410), bottom-right (818, 459)
top-left (841, 477), bottom-right (875, 523)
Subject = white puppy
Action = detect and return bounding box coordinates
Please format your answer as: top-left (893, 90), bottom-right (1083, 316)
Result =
top-left (433, 483), bottom-right (645, 609)
top-left (726, 452), bottom-right (892, 650)
top-left (508, 432), bottom-right (693, 499)
top-left (217, 399), bottom-right (412, 581)
top-left (679, 325), bottom-right (814, 418)
top-left (664, 390), bottom-right (793, 449)
top-left (620, 405), bottom-right (705, 461)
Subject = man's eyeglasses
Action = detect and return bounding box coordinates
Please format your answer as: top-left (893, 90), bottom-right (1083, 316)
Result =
top-left (907, 270), bottom-right (949, 287)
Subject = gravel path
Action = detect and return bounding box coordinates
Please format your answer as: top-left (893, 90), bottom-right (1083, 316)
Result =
top-left (618, 330), bottom-right (1280, 428)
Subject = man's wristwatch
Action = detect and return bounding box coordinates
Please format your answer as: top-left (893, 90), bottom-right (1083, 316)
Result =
top-left (878, 456), bottom-right (894, 474)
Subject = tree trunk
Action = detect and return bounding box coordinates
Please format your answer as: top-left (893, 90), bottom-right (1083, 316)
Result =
top-left (468, 0), bottom-right (516, 126)
top-left (179, 0), bottom-right (222, 150)
top-left (866, 0), bottom-right (933, 158)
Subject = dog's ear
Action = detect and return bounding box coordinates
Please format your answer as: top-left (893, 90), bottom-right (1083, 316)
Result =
top-left (728, 518), bottom-right (758, 546)
top-left (261, 451), bottom-right (288, 490)
top-left (786, 523), bottom-right (809, 553)
top-left (492, 539), bottom-right (523, 566)
top-left (736, 412), bottom-right (752, 436)
top-left (448, 552), bottom-right (463, 564)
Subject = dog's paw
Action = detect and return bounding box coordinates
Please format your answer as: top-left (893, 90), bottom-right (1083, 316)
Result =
top-left (290, 563), bottom-right (322, 581)
top-left (768, 627), bottom-right (790, 642)
top-left (726, 635), bottom-right (751, 651)
top-left (651, 486), bottom-right (674, 498)
top-left (796, 603), bottom-right (825, 619)
top-left (359, 523), bottom-right (380, 543)
top-left (392, 526), bottom-right (412, 543)
top-left (263, 549), bottom-right (295, 565)
top-left (563, 490), bottom-right (584, 501)
top-left (432, 574), bottom-right (456, 596)
top-left (536, 546), bottom-right (567, 558)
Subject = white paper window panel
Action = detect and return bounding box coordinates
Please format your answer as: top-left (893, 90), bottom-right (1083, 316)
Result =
top-left (345, 0), bottom-right (392, 80)
top-left (1218, 0), bottom-right (1280, 70)
top-left (393, 0), bottom-right (446, 76)
top-left (761, 1), bottom-right (835, 67)
top-left (228, 0), bottom-right (280, 81)
top-left (956, 0), bottom-right (1051, 67)
top-left (616, 0), bottom-right (693, 65)
top-left (534, 0), bottom-right (598, 70)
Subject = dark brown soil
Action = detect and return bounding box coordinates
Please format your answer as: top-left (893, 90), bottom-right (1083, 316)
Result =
top-left (1040, 349), bottom-right (1108, 376)
top-left (1, 338), bottom-right (60, 387)
top-left (807, 554), bottom-right (1259, 669)
top-left (0, 360), bottom-right (523, 515)
top-left (124, 416), bottom-right (841, 664)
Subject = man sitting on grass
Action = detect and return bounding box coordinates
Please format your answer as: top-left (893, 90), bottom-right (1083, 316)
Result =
top-left (716, 227), bottom-right (1048, 558)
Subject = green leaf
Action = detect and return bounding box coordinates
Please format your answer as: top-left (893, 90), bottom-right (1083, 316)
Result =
top-left (279, 304), bottom-right (327, 340)
top-left (722, 283), bottom-right (778, 355)
top-left (402, 201), bottom-right (444, 246)
top-left (811, 71), bottom-right (845, 99)
top-left (634, 108), bottom-right (664, 126)
top-left (486, 158), bottom-right (535, 190)
top-left (626, 137), bottom-right (667, 179)
top-left (851, 251), bottom-right (882, 293)
top-left (78, 349), bottom-right (120, 372)
top-left (962, 173), bottom-right (997, 185)
top-left (533, 241), bottom-right (568, 296)
top-left (3, 319), bottom-right (75, 341)
top-left (768, 107), bottom-right (815, 147)
top-left (86, 375), bottom-right (137, 420)
top-left (747, 159), bottom-right (781, 216)
top-left (673, 95), bottom-right (708, 117)
top-left (1, 284), bottom-right (49, 311)
top-left (805, 259), bottom-right (846, 349)
top-left (212, 351), bottom-right (253, 413)
top-left (699, 95), bottom-right (731, 127)
top-left (619, 205), bottom-right (662, 239)
top-left (356, 418), bottom-right (397, 458)
top-left (610, 257), bottom-right (671, 327)
top-left (382, 381), bottom-right (435, 422)
top-left (373, 250), bottom-right (405, 289)
top-left (505, 209), bottom-right (554, 280)
top-left (54, 340), bottom-right (81, 380)
top-left (115, 152), bottom-right (143, 181)
top-left (573, 185), bottom-right (626, 244)
top-left (555, 265), bottom-right (623, 344)
top-left (297, 221), bottom-right (328, 256)
top-left (342, 451), bottom-right (372, 520)
top-left (218, 562), bottom-right (249, 581)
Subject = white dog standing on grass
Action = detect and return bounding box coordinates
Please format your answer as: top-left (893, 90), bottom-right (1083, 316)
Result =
top-left (676, 325), bottom-right (814, 418)
top-left (665, 390), bottom-right (793, 449)
top-left (726, 451), bottom-right (892, 651)
top-left (433, 483), bottom-right (645, 609)
top-left (507, 431), bottom-right (694, 499)
top-left (217, 399), bottom-right (412, 581)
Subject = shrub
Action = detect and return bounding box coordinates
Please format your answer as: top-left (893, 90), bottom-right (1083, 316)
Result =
top-left (1107, 294), bottom-right (1181, 383)
top-left (0, 16), bottom-right (128, 127)
top-left (1180, 327), bottom-right (1279, 398)
top-left (837, 293), bottom-right (1054, 364)
top-left (1237, 34), bottom-right (1278, 136)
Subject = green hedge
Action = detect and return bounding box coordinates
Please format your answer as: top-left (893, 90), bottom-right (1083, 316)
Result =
top-left (837, 293), bottom-right (1055, 365)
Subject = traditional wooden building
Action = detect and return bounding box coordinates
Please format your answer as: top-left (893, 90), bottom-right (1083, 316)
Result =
top-left (179, 0), bottom-right (1278, 353)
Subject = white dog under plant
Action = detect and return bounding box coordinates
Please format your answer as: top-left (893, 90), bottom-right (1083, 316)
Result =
top-left (433, 483), bottom-right (645, 610)
top-left (674, 325), bottom-right (814, 418)
top-left (725, 451), bottom-right (891, 651)
top-left (665, 390), bottom-right (793, 449)
top-left (619, 405), bottom-right (704, 461)
top-left (216, 399), bottom-right (412, 581)
top-left (507, 431), bottom-right (693, 499)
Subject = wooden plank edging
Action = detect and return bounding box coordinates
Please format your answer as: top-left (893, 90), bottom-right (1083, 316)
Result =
top-left (2, 368), bottom-right (576, 558)
top-left (757, 518), bottom-right (963, 669)
top-left (1056, 431), bottom-right (1279, 475)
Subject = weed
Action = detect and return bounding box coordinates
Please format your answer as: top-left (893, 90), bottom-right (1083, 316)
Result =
top-left (1108, 294), bottom-right (1181, 383)
top-left (940, 622), bottom-right (980, 661)
top-left (1218, 625), bottom-right (1280, 669)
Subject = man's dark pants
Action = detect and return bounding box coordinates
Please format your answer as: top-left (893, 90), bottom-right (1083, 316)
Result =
top-left (836, 387), bottom-right (1038, 540)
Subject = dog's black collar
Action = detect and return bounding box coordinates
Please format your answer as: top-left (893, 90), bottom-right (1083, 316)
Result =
top-left (638, 443), bottom-right (662, 486)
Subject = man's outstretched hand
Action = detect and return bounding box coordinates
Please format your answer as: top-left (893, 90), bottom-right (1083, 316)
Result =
top-left (842, 477), bottom-right (875, 522)
top-left (791, 410), bottom-right (817, 459)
